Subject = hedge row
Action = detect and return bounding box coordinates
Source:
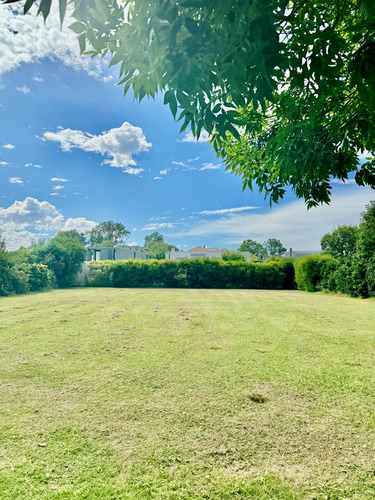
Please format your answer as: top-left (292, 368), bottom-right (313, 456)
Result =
top-left (294, 254), bottom-right (375, 298)
top-left (86, 258), bottom-right (295, 290)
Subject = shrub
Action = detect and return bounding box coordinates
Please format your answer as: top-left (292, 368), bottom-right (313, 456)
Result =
top-left (17, 263), bottom-right (55, 292)
top-left (294, 254), bottom-right (338, 292)
top-left (0, 256), bottom-right (28, 296)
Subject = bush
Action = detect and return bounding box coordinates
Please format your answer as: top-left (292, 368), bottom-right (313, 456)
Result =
top-left (0, 256), bottom-right (28, 296)
top-left (86, 257), bottom-right (295, 290)
top-left (294, 254), bottom-right (338, 292)
top-left (17, 263), bottom-right (55, 292)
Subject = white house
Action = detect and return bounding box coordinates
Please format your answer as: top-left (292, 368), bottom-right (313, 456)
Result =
top-left (87, 245), bottom-right (154, 261)
top-left (166, 246), bottom-right (252, 261)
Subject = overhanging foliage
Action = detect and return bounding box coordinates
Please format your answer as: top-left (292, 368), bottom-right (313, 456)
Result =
top-left (4, 0), bottom-right (375, 205)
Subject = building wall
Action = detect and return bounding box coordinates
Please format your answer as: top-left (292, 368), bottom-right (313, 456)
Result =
top-left (88, 246), bottom-right (153, 261)
top-left (166, 250), bottom-right (251, 261)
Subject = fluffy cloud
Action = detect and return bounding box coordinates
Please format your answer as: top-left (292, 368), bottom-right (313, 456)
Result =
top-left (43, 122), bottom-right (151, 174)
top-left (180, 130), bottom-right (210, 143)
top-left (16, 85), bottom-right (30, 94)
top-left (0, 197), bottom-right (63, 231)
top-left (52, 185), bottom-right (65, 190)
top-left (2, 144), bottom-right (15, 149)
top-left (62, 217), bottom-right (97, 233)
top-left (9, 177), bottom-right (23, 184)
top-left (183, 188), bottom-right (375, 250)
top-left (0, 161), bottom-right (9, 166)
top-left (0, 4), bottom-right (110, 79)
top-left (0, 197), bottom-right (97, 250)
top-left (160, 169), bottom-right (169, 175)
top-left (51, 177), bottom-right (68, 182)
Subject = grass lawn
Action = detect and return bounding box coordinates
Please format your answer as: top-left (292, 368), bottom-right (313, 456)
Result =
top-left (0, 288), bottom-right (374, 499)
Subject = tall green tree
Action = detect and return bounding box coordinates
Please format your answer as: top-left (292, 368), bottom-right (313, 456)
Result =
top-left (263, 238), bottom-right (286, 257)
top-left (5, 0), bottom-right (375, 206)
top-left (143, 232), bottom-right (178, 259)
top-left (321, 225), bottom-right (359, 259)
top-left (238, 239), bottom-right (267, 260)
top-left (89, 221), bottom-right (130, 246)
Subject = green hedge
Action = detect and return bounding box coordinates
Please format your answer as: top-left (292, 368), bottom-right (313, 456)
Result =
top-left (294, 254), bottom-right (338, 292)
top-left (87, 258), bottom-right (295, 290)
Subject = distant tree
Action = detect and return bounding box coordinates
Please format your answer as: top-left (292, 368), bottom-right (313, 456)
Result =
top-left (143, 232), bottom-right (178, 259)
top-left (55, 229), bottom-right (86, 246)
top-left (222, 251), bottom-right (246, 262)
top-left (89, 221), bottom-right (130, 246)
top-left (144, 232), bottom-right (165, 246)
top-left (264, 238), bottom-right (287, 257)
top-left (238, 239), bottom-right (267, 260)
top-left (321, 225), bottom-right (359, 259)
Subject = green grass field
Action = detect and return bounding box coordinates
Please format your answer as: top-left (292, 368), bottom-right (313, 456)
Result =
top-left (0, 288), bottom-right (374, 499)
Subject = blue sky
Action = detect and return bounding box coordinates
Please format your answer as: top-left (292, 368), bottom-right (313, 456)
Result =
top-left (0, 4), bottom-right (374, 251)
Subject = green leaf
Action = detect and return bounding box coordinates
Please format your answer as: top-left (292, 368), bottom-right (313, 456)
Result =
top-left (78, 33), bottom-right (86, 53)
top-left (37, 0), bottom-right (52, 22)
top-left (69, 21), bottom-right (86, 35)
top-left (23, 0), bottom-right (37, 14)
top-left (59, 0), bottom-right (67, 25)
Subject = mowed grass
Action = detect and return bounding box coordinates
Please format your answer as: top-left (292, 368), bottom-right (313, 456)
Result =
top-left (0, 289), bottom-right (374, 499)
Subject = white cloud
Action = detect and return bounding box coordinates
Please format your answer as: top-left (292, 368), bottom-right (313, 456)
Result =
top-left (25, 162), bottom-right (42, 168)
top-left (160, 169), bottom-right (169, 175)
top-left (9, 177), bottom-right (23, 184)
top-left (43, 122), bottom-right (151, 173)
top-left (16, 85), bottom-right (30, 94)
top-left (198, 206), bottom-right (259, 216)
top-left (0, 197), bottom-right (63, 234)
top-left (172, 161), bottom-right (187, 167)
top-left (62, 217), bottom-right (97, 233)
top-left (0, 197), bottom-right (98, 250)
top-left (51, 177), bottom-right (68, 182)
top-left (0, 4), bottom-right (110, 79)
top-left (153, 176), bottom-right (162, 180)
top-left (199, 163), bottom-right (221, 171)
top-left (123, 167), bottom-right (143, 175)
top-left (142, 222), bottom-right (177, 231)
top-left (2, 143), bottom-right (15, 149)
top-left (182, 188), bottom-right (375, 250)
top-left (50, 192), bottom-right (58, 196)
top-left (0, 161), bottom-right (9, 166)
top-left (32, 75), bottom-right (44, 82)
top-left (52, 185), bottom-right (65, 190)
top-left (180, 130), bottom-right (210, 143)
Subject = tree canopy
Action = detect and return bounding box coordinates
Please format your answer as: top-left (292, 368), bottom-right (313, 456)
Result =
top-left (238, 239), bottom-right (268, 260)
top-left (321, 225), bottom-right (359, 258)
top-left (263, 238), bottom-right (287, 257)
top-left (143, 232), bottom-right (178, 259)
top-left (5, 0), bottom-right (375, 206)
top-left (89, 221), bottom-right (130, 246)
